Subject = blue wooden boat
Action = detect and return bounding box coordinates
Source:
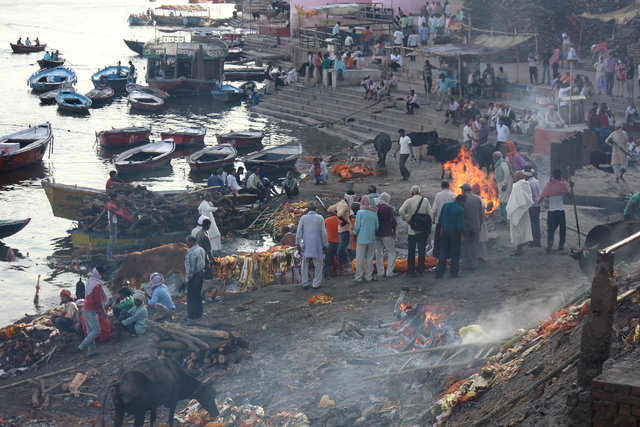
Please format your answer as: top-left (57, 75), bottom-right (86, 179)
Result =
top-left (91, 65), bottom-right (138, 93)
top-left (211, 84), bottom-right (244, 102)
top-left (56, 90), bottom-right (92, 114)
top-left (28, 66), bottom-right (76, 93)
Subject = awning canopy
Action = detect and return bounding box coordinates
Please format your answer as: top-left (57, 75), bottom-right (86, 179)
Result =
top-left (579, 5), bottom-right (640, 25)
top-left (156, 5), bottom-right (207, 12)
top-left (312, 3), bottom-right (366, 15)
top-left (421, 34), bottom-right (532, 57)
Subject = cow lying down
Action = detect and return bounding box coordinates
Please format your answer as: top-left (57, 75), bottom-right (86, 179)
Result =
top-left (107, 358), bottom-right (219, 427)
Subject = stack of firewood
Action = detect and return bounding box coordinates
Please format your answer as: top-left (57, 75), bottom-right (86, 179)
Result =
top-left (77, 184), bottom-right (254, 238)
top-left (146, 320), bottom-right (249, 373)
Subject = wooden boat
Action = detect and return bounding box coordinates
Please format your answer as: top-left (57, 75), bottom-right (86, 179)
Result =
top-left (114, 141), bottom-right (175, 173)
top-left (243, 142), bottom-right (302, 169)
top-left (37, 58), bottom-right (65, 69)
top-left (126, 83), bottom-right (169, 100)
top-left (85, 87), bottom-right (115, 104)
top-left (128, 91), bottom-right (165, 111)
top-left (0, 123), bottom-right (52, 172)
top-left (91, 65), bottom-right (137, 93)
top-left (10, 43), bottom-right (46, 54)
top-left (224, 67), bottom-right (266, 82)
top-left (96, 126), bottom-right (151, 148)
top-left (0, 219), bottom-right (31, 240)
top-left (42, 181), bottom-right (256, 220)
top-left (71, 229), bottom-right (187, 252)
top-left (128, 14), bottom-right (153, 26)
top-left (211, 84), bottom-right (244, 102)
top-left (160, 127), bottom-right (206, 146)
top-left (145, 39), bottom-right (227, 96)
top-left (39, 88), bottom-right (74, 105)
top-left (56, 91), bottom-right (92, 114)
top-left (28, 67), bottom-right (77, 92)
top-left (187, 144), bottom-right (237, 171)
top-left (124, 39), bottom-right (145, 55)
top-left (216, 130), bottom-right (264, 148)
top-left (226, 47), bottom-right (243, 61)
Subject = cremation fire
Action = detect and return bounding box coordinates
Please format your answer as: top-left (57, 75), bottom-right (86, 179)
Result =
top-left (385, 303), bottom-right (456, 352)
top-left (442, 146), bottom-right (500, 213)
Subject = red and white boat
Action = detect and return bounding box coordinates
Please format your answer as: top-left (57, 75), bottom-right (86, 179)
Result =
top-left (160, 127), bottom-right (206, 147)
top-left (114, 140), bottom-right (175, 173)
top-left (187, 144), bottom-right (237, 171)
top-left (96, 126), bottom-right (151, 148)
top-left (216, 130), bottom-right (264, 148)
top-left (0, 123), bottom-right (52, 172)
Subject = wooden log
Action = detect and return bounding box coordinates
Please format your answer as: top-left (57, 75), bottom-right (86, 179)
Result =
top-left (31, 389), bottom-right (40, 408)
top-left (0, 367), bottom-right (75, 392)
top-left (373, 342), bottom-right (504, 358)
top-left (145, 321), bottom-right (210, 350)
top-left (172, 336), bottom-right (200, 352)
top-left (363, 359), bottom-right (477, 381)
top-left (151, 341), bottom-right (186, 350)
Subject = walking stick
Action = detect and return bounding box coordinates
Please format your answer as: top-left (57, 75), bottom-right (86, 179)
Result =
top-left (566, 167), bottom-right (581, 247)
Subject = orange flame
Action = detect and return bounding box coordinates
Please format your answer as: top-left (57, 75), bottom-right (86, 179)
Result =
top-left (442, 145), bottom-right (500, 213)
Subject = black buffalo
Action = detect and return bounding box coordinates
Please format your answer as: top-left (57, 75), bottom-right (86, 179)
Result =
top-left (570, 219), bottom-right (640, 278)
top-left (472, 142), bottom-right (496, 174)
top-left (426, 139), bottom-right (462, 179)
top-left (407, 131), bottom-right (439, 147)
top-left (108, 358), bottom-right (219, 427)
top-left (366, 132), bottom-right (392, 168)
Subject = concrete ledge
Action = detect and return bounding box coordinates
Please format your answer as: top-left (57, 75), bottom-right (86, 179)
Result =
top-left (330, 69), bottom-right (382, 89)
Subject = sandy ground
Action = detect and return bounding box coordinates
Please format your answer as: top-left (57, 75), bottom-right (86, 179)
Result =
top-left (0, 144), bottom-right (605, 426)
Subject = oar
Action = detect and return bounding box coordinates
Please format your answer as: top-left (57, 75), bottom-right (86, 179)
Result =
top-left (566, 167), bottom-right (581, 247)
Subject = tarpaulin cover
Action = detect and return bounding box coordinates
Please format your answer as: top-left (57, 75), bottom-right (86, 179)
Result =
top-left (580, 5), bottom-right (640, 25)
top-left (421, 34), bottom-right (532, 57)
top-left (156, 4), bottom-right (207, 12)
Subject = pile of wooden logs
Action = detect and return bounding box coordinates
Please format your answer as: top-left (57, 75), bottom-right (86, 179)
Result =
top-left (77, 184), bottom-right (256, 238)
top-left (146, 320), bottom-right (249, 373)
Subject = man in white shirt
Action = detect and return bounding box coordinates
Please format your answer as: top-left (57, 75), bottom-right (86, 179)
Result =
top-left (344, 34), bottom-right (354, 47)
top-left (558, 82), bottom-right (571, 121)
top-left (431, 180), bottom-right (456, 258)
top-left (392, 129), bottom-right (414, 181)
top-left (226, 167), bottom-right (241, 195)
top-left (407, 31), bottom-right (418, 62)
top-left (444, 97), bottom-right (459, 124)
top-left (389, 49), bottom-right (404, 71)
top-left (332, 21), bottom-right (341, 36)
top-left (393, 29), bottom-right (404, 46)
top-left (463, 119), bottom-right (473, 148)
top-left (496, 118), bottom-right (510, 148)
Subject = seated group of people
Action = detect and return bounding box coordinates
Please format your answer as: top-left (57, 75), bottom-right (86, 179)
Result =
top-left (207, 166), bottom-right (277, 203)
top-left (466, 64), bottom-right (509, 96)
top-left (361, 73), bottom-right (398, 101)
top-left (16, 37), bottom-right (39, 46)
top-left (52, 272), bottom-right (176, 339)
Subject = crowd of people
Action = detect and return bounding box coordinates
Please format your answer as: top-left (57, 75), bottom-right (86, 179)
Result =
top-left (15, 37), bottom-right (40, 47)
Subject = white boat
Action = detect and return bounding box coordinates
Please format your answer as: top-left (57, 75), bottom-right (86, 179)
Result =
top-left (187, 144), bottom-right (237, 171)
top-left (114, 140), bottom-right (175, 173)
top-left (242, 142), bottom-right (302, 169)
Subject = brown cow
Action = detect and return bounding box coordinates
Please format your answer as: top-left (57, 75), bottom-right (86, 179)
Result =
top-left (110, 243), bottom-right (188, 294)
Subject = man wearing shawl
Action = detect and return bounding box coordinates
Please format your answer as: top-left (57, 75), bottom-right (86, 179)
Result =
top-left (504, 141), bottom-right (527, 171)
top-left (375, 192), bottom-right (398, 279)
top-left (146, 272), bottom-right (176, 321)
top-left (539, 169), bottom-right (572, 253)
top-left (78, 266), bottom-right (108, 356)
top-left (605, 122), bottom-right (629, 183)
top-left (506, 171), bottom-right (534, 256)
top-left (354, 197), bottom-right (379, 283)
top-left (328, 193), bottom-right (355, 274)
top-left (105, 194), bottom-right (133, 260)
top-left (198, 193), bottom-right (222, 252)
top-left (493, 151), bottom-right (513, 221)
top-left (185, 235), bottom-right (206, 320)
top-left (296, 204), bottom-right (328, 289)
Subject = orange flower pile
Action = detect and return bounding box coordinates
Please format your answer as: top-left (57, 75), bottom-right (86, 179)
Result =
top-left (307, 295), bottom-right (334, 305)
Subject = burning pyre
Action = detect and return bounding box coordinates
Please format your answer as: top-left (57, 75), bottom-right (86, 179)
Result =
top-left (443, 146), bottom-right (500, 213)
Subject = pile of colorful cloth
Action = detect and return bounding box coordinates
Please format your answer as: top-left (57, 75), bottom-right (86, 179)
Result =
top-left (434, 299), bottom-right (590, 426)
top-left (331, 163), bottom-right (378, 181)
top-left (179, 398), bottom-right (309, 427)
top-left (214, 246), bottom-right (300, 293)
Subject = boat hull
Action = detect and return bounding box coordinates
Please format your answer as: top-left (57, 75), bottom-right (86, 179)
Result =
top-left (97, 128), bottom-right (151, 148)
top-left (211, 91), bottom-right (243, 102)
top-left (148, 78), bottom-right (220, 96)
top-left (115, 156), bottom-right (172, 173)
top-left (71, 229), bottom-right (186, 252)
top-left (187, 145), bottom-right (237, 171)
top-left (216, 135), bottom-right (263, 148)
top-left (114, 142), bottom-right (175, 173)
top-left (128, 16), bottom-right (152, 26)
top-left (37, 59), bottom-right (65, 69)
top-left (128, 96), bottom-right (164, 111)
top-left (0, 124), bottom-right (52, 172)
top-left (10, 43), bottom-right (46, 53)
top-left (124, 39), bottom-right (145, 55)
top-left (0, 219), bottom-right (31, 240)
top-left (160, 133), bottom-right (205, 146)
top-left (92, 77), bottom-right (133, 93)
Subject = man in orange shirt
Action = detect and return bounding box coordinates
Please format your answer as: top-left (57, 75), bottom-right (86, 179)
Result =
top-left (323, 215), bottom-right (340, 278)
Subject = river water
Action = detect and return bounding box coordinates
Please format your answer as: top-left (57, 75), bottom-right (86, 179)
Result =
top-left (0, 0), bottom-right (344, 325)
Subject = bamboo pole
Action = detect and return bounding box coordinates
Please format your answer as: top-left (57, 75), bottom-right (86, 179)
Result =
top-left (363, 359), bottom-right (476, 380)
top-left (373, 341), bottom-right (503, 358)
top-left (0, 367), bottom-right (75, 391)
